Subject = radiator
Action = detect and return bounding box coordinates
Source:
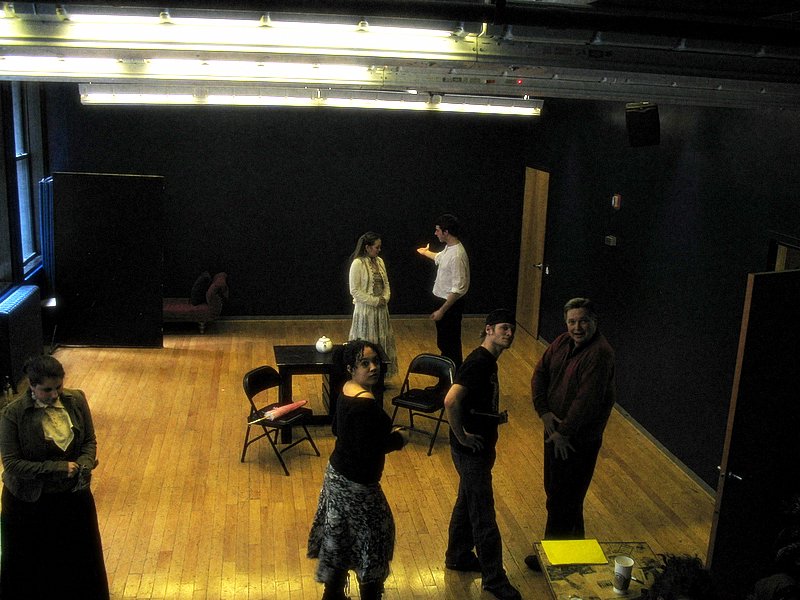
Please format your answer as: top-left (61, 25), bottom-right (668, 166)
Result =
top-left (0, 285), bottom-right (43, 393)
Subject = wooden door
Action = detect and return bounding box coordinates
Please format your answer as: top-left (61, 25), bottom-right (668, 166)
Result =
top-left (707, 269), bottom-right (800, 598)
top-left (515, 167), bottom-right (550, 338)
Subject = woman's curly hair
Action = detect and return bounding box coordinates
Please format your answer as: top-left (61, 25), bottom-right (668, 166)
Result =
top-left (334, 339), bottom-right (381, 375)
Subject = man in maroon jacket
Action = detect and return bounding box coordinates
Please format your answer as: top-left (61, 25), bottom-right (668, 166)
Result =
top-left (525, 298), bottom-right (616, 570)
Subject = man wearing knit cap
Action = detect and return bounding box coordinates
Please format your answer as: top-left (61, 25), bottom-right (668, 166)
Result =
top-left (443, 309), bottom-right (522, 600)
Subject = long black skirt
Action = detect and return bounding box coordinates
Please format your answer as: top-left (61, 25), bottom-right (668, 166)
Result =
top-left (0, 486), bottom-right (109, 599)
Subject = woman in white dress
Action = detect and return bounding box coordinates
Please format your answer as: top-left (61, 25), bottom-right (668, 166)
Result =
top-left (348, 232), bottom-right (398, 377)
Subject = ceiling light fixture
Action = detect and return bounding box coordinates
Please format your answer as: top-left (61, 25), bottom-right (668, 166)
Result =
top-left (0, 12), bottom-right (476, 62)
top-left (78, 83), bottom-right (543, 116)
top-left (0, 55), bottom-right (381, 84)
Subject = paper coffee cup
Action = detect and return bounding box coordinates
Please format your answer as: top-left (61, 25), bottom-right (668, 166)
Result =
top-left (613, 555), bottom-right (634, 594)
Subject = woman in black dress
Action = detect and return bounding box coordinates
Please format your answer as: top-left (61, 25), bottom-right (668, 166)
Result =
top-left (0, 355), bottom-right (109, 599)
top-left (308, 340), bottom-right (408, 600)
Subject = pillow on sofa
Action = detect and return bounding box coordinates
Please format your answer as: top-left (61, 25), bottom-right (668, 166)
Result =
top-left (190, 272), bottom-right (212, 305)
top-left (206, 272), bottom-right (229, 309)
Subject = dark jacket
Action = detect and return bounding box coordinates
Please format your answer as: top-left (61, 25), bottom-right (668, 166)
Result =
top-left (532, 331), bottom-right (616, 440)
top-left (0, 388), bottom-right (98, 501)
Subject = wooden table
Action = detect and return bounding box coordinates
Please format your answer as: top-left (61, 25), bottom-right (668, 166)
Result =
top-left (274, 345), bottom-right (339, 419)
top-left (534, 541), bottom-right (660, 600)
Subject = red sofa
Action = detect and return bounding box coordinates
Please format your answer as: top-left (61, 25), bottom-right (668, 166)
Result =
top-left (163, 272), bottom-right (229, 333)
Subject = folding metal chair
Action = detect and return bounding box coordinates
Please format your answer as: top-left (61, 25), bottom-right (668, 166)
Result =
top-left (240, 365), bottom-right (320, 475)
top-left (389, 353), bottom-right (455, 455)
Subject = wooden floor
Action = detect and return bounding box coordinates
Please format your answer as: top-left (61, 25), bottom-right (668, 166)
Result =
top-left (19, 318), bottom-right (714, 599)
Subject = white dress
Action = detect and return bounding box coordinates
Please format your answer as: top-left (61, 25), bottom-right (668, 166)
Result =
top-left (348, 257), bottom-right (399, 377)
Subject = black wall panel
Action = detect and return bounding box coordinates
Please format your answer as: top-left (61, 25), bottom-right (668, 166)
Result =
top-left (42, 83), bottom-right (530, 318)
top-left (41, 172), bottom-right (163, 347)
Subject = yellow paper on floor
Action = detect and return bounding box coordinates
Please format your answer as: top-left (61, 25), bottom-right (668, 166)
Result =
top-left (541, 539), bottom-right (607, 565)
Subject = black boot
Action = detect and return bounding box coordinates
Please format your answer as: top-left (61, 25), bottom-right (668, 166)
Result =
top-left (359, 581), bottom-right (383, 600)
top-left (322, 570), bottom-right (350, 600)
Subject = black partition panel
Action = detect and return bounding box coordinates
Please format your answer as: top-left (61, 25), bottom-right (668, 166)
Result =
top-left (41, 172), bottom-right (164, 347)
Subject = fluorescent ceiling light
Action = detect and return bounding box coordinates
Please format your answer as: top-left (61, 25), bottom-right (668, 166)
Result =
top-left (0, 13), bottom-right (476, 62)
top-left (79, 84), bottom-right (543, 116)
top-left (0, 55), bottom-right (381, 84)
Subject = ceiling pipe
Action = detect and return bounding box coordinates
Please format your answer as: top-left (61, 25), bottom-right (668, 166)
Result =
top-left (79, 0), bottom-right (800, 47)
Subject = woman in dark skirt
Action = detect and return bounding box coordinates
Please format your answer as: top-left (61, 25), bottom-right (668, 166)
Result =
top-left (308, 340), bottom-right (408, 600)
top-left (0, 355), bottom-right (109, 599)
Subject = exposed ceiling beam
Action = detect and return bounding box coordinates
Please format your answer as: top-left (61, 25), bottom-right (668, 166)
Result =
top-left (71, 0), bottom-right (800, 47)
top-left (3, 2), bottom-right (800, 109)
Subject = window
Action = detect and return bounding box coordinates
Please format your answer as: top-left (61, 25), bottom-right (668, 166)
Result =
top-left (11, 81), bottom-right (42, 276)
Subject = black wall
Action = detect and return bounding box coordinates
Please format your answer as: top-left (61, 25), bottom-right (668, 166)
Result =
top-left (42, 83), bottom-right (800, 487)
top-left (529, 99), bottom-right (800, 487)
top-left (43, 83), bottom-right (532, 317)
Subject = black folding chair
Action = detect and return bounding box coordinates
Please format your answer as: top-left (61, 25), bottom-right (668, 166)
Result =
top-left (240, 365), bottom-right (320, 475)
top-left (389, 354), bottom-right (456, 455)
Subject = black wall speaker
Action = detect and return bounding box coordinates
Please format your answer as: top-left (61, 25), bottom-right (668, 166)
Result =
top-left (625, 102), bottom-right (660, 147)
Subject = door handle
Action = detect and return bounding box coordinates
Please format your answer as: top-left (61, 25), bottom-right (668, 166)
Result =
top-left (534, 263), bottom-right (550, 275)
top-left (717, 466), bottom-right (744, 482)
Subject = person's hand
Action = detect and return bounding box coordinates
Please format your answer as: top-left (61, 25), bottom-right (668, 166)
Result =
top-left (66, 461), bottom-right (80, 477)
top-left (430, 308), bottom-right (444, 321)
top-left (541, 411), bottom-right (562, 436)
top-left (459, 432), bottom-right (485, 453)
top-left (377, 297), bottom-right (387, 307)
top-left (546, 431), bottom-right (575, 460)
top-left (416, 243), bottom-right (430, 256)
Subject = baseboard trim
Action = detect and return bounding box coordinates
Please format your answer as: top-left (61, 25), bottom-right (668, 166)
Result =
top-left (220, 314), bottom-right (488, 321)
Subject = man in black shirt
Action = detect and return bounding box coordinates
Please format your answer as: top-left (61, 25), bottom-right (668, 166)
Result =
top-left (443, 309), bottom-right (522, 600)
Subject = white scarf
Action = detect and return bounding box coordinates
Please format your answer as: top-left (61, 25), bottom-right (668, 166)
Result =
top-left (35, 396), bottom-right (75, 451)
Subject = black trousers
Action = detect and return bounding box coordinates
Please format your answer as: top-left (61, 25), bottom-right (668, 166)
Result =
top-left (543, 436), bottom-right (603, 539)
top-left (446, 448), bottom-right (508, 589)
top-left (435, 296), bottom-right (465, 371)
